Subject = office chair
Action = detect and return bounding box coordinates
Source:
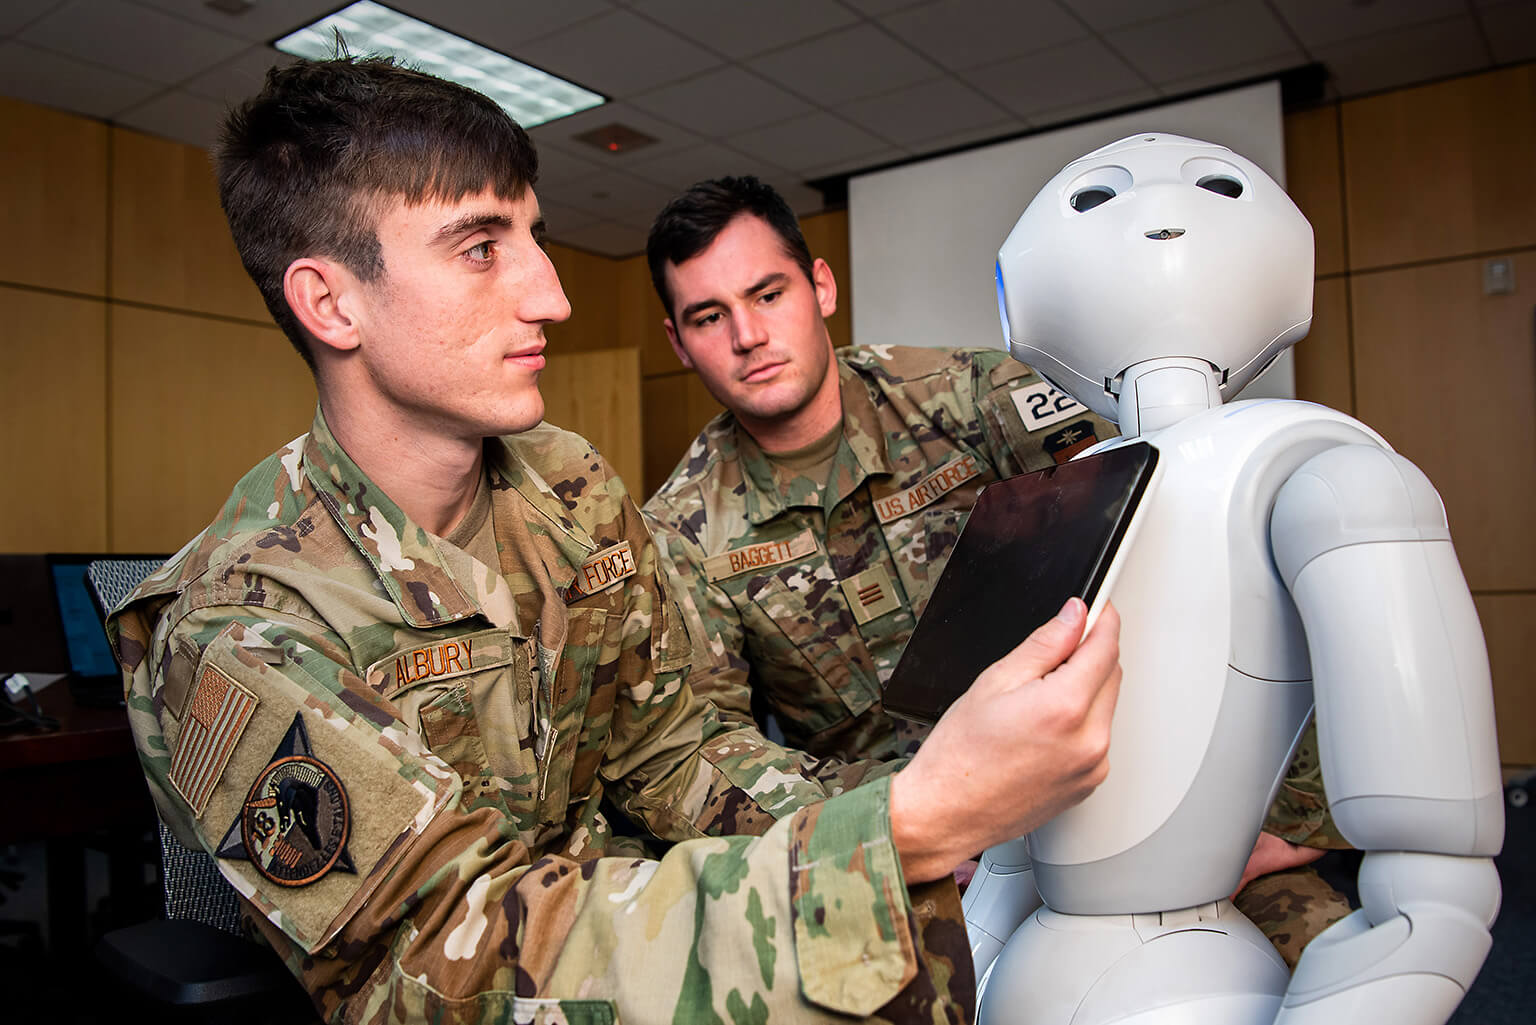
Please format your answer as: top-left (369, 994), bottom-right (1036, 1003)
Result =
top-left (86, 559), bottom-right (312, 1019)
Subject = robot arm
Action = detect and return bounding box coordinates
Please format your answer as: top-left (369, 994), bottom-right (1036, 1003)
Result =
top-left (963, 837), bottom-right (1042, 984)
top-left (1269, 443), bottom-right (1503, 1025)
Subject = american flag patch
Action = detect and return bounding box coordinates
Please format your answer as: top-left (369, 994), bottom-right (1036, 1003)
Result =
top-left (169, 664), bottom-right (259, 817)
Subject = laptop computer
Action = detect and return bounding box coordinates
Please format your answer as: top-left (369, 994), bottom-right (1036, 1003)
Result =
top-left (882, 440), bottom-right (1160, 725)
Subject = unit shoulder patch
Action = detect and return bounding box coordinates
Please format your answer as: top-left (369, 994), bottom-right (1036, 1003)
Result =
top-left (216, 712), bottom-right (355, 888)
top-left (1043, 419), bottom-right (1102, 464)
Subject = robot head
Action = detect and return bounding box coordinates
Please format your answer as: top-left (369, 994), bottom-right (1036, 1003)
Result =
top-left (995, 133), bottom-right (1314, 423)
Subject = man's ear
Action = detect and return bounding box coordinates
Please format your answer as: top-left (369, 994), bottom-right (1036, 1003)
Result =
top-left (812, 258), bottom-right (838, 319)
top-left (664, 318), bottom-right (695, 370)
top-left (284, 258), bottom-right (362, 354)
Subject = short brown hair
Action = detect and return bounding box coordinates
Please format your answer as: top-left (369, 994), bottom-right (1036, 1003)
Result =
top-left (646, 176), bottom-right (814, 319)
top-left (216, 56), bottom-right (540, 367)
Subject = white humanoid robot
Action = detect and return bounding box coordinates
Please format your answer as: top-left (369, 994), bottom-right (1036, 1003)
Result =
top-left (964, 133), bottom-right (1504, 1024)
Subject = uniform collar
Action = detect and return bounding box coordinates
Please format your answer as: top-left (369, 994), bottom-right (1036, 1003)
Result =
top-left (302, 407), bottom-right (485, 630)
top-left (734, 356), bottom-right (898, 526)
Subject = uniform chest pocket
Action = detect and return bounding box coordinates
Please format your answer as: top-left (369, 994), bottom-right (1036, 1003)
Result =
top-left (884, 504), bottom-right (970, 621)
top-left (371, 631), bottom-right (538, 791)
top-left (733, 559), bottom-right (882, 724)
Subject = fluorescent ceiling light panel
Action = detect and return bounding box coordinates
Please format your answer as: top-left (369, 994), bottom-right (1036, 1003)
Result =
top-left (274, 1), bottom-right (604, 127)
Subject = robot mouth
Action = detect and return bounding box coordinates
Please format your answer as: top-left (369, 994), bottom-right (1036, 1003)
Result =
top-left (1144, 228), bottom-right (1186, 240)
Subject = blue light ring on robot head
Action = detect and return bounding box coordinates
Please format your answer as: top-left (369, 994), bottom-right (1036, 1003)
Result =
top-left (995, 260), bottom-right (1011, 348)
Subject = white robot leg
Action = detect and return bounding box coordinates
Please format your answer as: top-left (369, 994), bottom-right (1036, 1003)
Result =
top-left (976, 901), bottom-right (1287, 1025)
top-left (965, 837), bottom-right (1042, 981)
top-left (1274, 852), bottom-right (1500, 1023)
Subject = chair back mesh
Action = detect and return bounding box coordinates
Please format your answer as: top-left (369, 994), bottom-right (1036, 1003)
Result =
top-left (85, 558), bottom-right (166, 614)
top-left (87, 558), bottom-right (245, 936)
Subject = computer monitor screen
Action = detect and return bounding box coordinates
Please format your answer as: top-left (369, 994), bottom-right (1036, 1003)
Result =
top-left (49, 558), bottom-right (121, 679)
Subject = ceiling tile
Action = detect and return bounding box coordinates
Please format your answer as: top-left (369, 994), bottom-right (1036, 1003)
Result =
top-left (1153, 52), bottom-right (1305, 100)
top-left (963, 37), bottom-right (1146, 119)
top-left (1027, 85), bottom-right (1161, 133)
top-left (20, 0), bottom-right (248, 84)
top-left (1479, 2), bottom-right (1536, 65)
top-left (181, 44), bottom-right (296, 107)
top-left (630, 66), bottom-right (812, 137)
top-left (1106, 0), bottom-right (1301, 84)
top-left (1310, 15), bottom-right (1490, 96)
top-left (800, 145), bottom-right (910, 182)
top-left (880, 0), bottom-right (1088, 72)
top-left (754, 173), bottom-right (828, 218)
top-left (726, 109), bottom-right (892, 173)
top-left (905, 117), bottom-right (1027, 158)
top-left (115, 87), bottom-right (225, 148)
top-left (128, 0), bottom-right (340, 43)
top-left (549, 218), bottom-right (647, 257)
top-left (1269, 0), bottom-right (1467, 48)
top-left (626, 142), bottom-right (785, 191)
top-left (533, 197), bottom-right (604, 236)
top-left (515, 8), bottom-right (721, 95)
top-left (386, 0), bottom-right (615, 49)
top-left (529, 139), bottom-right (609, 187)
top-left (836, 75), bottom-right (1013, 148)
top-left (0, 39), bottom-right (160, 117)
top-left (1060, 0), bottom-right (1218, 33)
top-left (746, 23), bottom-right (938, 106)
top-left (0, 1), bottom-right (66, 38)
top-left (554, 166), bottom-right (679, 224)
top-left (839, 0), bottom-right (932, 16)
top-left (631, 0), bottom-right (859, 59)
top-left (531, 102), bottom-right (703, 168)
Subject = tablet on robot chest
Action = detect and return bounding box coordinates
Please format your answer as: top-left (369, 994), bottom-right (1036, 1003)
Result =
top-left (882, 440), bottom-right (1158, 725)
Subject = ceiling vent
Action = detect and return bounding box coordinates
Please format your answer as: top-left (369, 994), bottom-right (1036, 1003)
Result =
top-left (573, 123), bottom-right (659, 154)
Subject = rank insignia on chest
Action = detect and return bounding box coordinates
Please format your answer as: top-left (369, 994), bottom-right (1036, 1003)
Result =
top-left (704, 529), bottom-right (820, 582)
top-left (216, 712), bottom-right (356, 887)
top-left (840, 565), bottom-right (902, 625)
top-left (565, 540), bottom-right (637, 601)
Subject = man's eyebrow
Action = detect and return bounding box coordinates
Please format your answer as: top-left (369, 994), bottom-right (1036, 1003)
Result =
top-left (679, 272), bottom-right (790, 322)
top-left (430, 212), bottom-right (514, 246)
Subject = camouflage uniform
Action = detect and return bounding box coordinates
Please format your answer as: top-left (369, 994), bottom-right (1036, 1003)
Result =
top-left (107, 407), bottom-right (973, 1025)
top-left (643, 344), bottom-right (1352, 957)
top-left (642, 345), bottom-right (1115, 763)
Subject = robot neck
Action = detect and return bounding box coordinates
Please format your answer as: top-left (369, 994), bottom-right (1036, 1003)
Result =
top-left (1114, 358), bottom-right (1224, 437)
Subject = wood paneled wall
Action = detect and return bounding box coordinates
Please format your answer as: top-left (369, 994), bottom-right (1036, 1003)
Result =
top-left (1284, 63), bottom-right (1536, 765)
top-left (0, 96), bottom-right (642, 555)
top-left (4, 61), bottom-right (1531, 763)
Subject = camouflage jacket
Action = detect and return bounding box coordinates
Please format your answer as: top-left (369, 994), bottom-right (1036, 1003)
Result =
top-left (106, 408), bottom-right (973, 1025)
top-left (642, 346), bottom-right (1113, 764)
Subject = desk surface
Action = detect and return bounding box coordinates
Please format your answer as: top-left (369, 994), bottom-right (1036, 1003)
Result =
top-left (0, 680), bottom-right (147, 843)
top-left (0, 678), bottom-right (135, 770)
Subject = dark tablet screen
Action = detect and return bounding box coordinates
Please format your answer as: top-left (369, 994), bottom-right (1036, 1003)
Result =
top-left (883, 440), bottom-right (1157, 724)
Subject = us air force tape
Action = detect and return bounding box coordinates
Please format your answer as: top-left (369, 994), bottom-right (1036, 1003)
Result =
top-left (565, 540), bottom-right (637, 601)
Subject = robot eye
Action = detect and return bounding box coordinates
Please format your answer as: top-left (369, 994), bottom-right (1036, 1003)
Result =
top-left (1070, 186), bottom-right (1116, 212)
top-left (1196, 174), bottom-right (1243, 198)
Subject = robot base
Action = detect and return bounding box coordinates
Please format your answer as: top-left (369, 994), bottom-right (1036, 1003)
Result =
top-left (977, 900), bottom-right (1288, 1025)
